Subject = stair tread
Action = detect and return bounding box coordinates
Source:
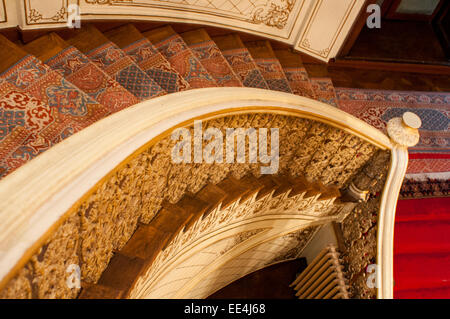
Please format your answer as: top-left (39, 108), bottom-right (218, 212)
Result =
top-left (395, 220), bottom-right (450, 254)
top-left (121, 224), bottom-right (171, 261)
top-left (66, 24), bottom-right (111, 54)
top-left (97, 253), bottom-right (146, 292)
top-left (181, 29), bottom-right (243, 87)
top-left (0, 34), bottom-right (30, 73)
top-left (214, 35), bottom-right (269, 90)
top-left (152, 202), bottom-right (193, 235)
top-left (23, 32), bottom-right (139, 114)
top-left (67, 25), bottom-right (166, 101)
top-left (177, 195), bottom-right (211, 231)
top-left (395, 197), bottom-right (450, 222)
top-left (246, 41), bottom-right (293, 93)
top-left (310, 77), bottom-right (339, 107)
top-left (394, 252), bottom-right (450, 291)
top-left (216, 177), bottom-right (254, 209)
top-left (275, 49), bottom-right (316, 99)
top-left (144, 26), bottom-right (218, 89)
top-left (23, 33), bottom-right (70, 62)
top-left (0, 37), bottom-right (109, 139)
top-left (106, 24), bottom-right (190, 93)
top-left (395, 285), bottom-right (450, 299)
top-left (273, 49), bottom-right (305, 68)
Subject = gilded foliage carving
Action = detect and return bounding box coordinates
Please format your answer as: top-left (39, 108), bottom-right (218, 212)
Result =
top-left (1, 113), bottom-right (378, 299)
top-left (339, 150), bottom-right (390, 299)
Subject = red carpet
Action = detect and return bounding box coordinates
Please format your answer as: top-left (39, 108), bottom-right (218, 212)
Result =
top-left (336, 88), bottom-right (450, 298)
top-left (394, 198), bottom-right (450, 298)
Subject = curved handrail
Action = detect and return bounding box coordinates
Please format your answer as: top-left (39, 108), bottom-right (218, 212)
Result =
top-left (0, 87), bottom-right (398, 297)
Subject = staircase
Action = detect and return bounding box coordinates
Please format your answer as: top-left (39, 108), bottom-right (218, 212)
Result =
top-left (0, 23), bottom-right (362, 299)
top-left (77, 174), bottom-right (340, 299)
top-left (0, 23), bottom-right (340, 180)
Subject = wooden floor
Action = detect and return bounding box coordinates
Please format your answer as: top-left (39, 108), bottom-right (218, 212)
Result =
top-left (207, 258), bottom-right (307, 299)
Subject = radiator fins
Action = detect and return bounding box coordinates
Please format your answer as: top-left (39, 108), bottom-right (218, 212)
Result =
top-left (290, 245), bottom-right (349, 299)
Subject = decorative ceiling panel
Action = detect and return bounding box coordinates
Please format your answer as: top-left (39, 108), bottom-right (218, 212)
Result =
top-left (7, 0), bottom-right (366, 62)
top-left (0, 1), bottom-right (6, 23)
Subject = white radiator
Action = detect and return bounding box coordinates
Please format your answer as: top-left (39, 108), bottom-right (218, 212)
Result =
top-left (291, 245), bottom-right (349, 299)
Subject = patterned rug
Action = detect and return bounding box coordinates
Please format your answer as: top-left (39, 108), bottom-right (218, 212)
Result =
top-left (46, 46), bottom-right (139, 114)
top-left (86, 42), bottom-right (166, 100)
top-left (221, 48), bottom-right (269, 89)
top-left (0, 82), bottom-right (52, 178)
top-left (0, 55), bottom-right (108, 142)
top-left (152, 34), bottom-right (218, 89)
top-left (282, 67), bottom-right (316, 99)
top-left (336, 88), bottom-right (450, 180)
top-left (311, 78), bottom-right (338, 107)
top-left (123, 38), bottom-right (190, 93)
top-left (188, 40), bottom-right (242, 88)
top-left (254, 58), bottom-right (292, 93)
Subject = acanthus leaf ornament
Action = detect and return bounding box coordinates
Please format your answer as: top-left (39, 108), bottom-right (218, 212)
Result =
top-left (252, 0), bottom-right (295, 29)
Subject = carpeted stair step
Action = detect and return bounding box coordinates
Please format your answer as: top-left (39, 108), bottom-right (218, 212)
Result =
top-left (142, 25), bottom-right (218, 89)
top-left (212, 34), bottom-right (269, 90)
top-left (180, 28), bottom-right (242, 88)
top-left (244, 41), bottom-right (293, 93)
top-left (23, 32), bottom-right (140, 114)
top-left (274, 49), bottom-right (316, 99)
top-left (394, 220), bottom-right (450, 254)
top-left (395, 197), bottom-right (450, 222)
top-left (66, 25), bottom-right (166, 101)
top-left (0, 35), bottom-right (108, 142)
top-left (394, 252), bottom-right (450, 291)
top-left (310, 77), bottom-right (339, 107)
top-left (104, 24), bottom-right (190, 93)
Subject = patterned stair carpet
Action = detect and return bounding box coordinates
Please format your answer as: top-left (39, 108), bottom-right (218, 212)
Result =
top-left (336, 88), bottom-right (450, 298)
top-left (105, 24), bottom-right (190, 93)
top-left (0, 22), bottom-right (448, 299)
top-left (0, 24), bottom-right (335, 180)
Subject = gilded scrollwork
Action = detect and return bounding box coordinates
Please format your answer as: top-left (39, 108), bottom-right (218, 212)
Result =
top-left (84, 0), bottom-right (296, 29)
top-left (339, 150), bottom-right (390, 299)
top-left (1, 113), bottom-right (380, 299)
top-left (25, 0), bottom-right (67, 24)
top-left (252, 0), bottom-right (296, 29)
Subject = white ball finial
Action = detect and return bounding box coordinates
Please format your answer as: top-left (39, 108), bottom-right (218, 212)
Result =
top-left (387, 112), bottom-right (421, 147)
top-left (402, 112), bottom-right (422, 129)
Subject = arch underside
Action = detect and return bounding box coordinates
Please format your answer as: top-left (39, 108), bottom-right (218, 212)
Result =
top-left (0, 88), bottom-right (398, 299)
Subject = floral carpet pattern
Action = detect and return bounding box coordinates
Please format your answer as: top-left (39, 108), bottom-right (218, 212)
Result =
top-left (221, 48), bottom-right (269, 90)
top-left (123, 38), bottom-right (190, 93)
top-left (282, 67), bottom-right (316, 99)
top-left (86, 42), bottom-right (166, 100)
top-left (311, 78), bottom-right (338, 107)
top-left (254, 58), bottom-right (292, 93)
top-left (0, 55), bottom-right (108, 143)
top-left (188, 40), bottom-right (242, 88)
top-left (336, 88), bottom-right (450, 178)
top-left (153, 34), bottom-right (217, 89)
top-left (46, 46), bottom-right (139, 114)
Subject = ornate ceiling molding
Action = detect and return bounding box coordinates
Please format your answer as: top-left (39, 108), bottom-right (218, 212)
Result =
top-left (24, 0), bottom-right (68, 25)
